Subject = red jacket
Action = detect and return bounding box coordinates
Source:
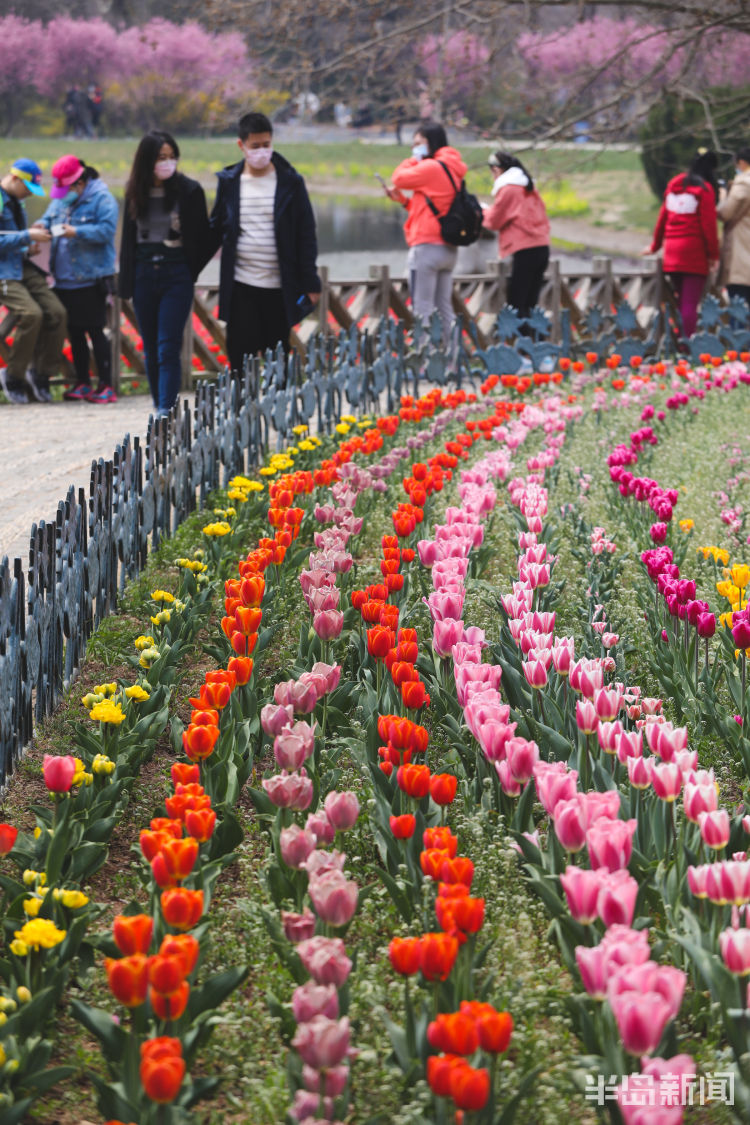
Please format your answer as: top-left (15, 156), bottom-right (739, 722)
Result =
top-left (650, 173), bottom-right (719, 276)
top-left (391, 146), bottom-right (468, 247)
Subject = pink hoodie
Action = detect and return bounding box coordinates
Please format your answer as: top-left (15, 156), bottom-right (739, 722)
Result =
top-left (391, 146), bottom-right (468, 247)
top-left (483, 167), bottom-right (550, 257)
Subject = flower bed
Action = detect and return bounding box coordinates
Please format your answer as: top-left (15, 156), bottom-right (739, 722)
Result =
top-left (2, 358), bottom-right (750, 1124)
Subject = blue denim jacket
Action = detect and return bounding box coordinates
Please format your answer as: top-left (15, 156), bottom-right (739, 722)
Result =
top-left (40, 179), bottom-right (118, 283)
top-left (0, 186), bottom-right (31, 281)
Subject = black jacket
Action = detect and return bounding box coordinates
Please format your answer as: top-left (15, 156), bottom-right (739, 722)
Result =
top-left (208, 153), bottom-right (321, 326)
top-left (118, 172), bottom-right (211, 299)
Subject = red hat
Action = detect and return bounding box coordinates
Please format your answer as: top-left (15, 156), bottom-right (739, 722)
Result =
top-left (50, 154), bottom-right (85, 199)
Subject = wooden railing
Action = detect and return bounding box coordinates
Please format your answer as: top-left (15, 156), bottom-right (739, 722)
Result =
top-left (0, 256), bottom-right (681, 392)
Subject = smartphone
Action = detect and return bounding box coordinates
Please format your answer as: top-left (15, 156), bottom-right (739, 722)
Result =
top-left (51, 223), bottom-right (66, 238)
top-left (374, 172), bottom-right (387, 187)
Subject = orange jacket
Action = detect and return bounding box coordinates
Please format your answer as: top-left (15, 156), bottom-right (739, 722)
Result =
top-left (391, 146), bottom-right (468, 247)
top-left (483, 181), bottom-right (550, 258)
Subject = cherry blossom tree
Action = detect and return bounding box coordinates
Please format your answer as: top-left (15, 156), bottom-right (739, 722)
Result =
top-left (0, 16), bottom-right (47, 135)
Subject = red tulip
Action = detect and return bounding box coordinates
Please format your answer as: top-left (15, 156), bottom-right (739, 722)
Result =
top-left (0, 823), bottom-right (18, 854)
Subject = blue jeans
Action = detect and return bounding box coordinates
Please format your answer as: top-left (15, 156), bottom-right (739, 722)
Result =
top-left (132, 257), bottom-right (193, 412)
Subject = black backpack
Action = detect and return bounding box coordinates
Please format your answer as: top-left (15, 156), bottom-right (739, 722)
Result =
top-left (424, 160), bottom-right (484, 247)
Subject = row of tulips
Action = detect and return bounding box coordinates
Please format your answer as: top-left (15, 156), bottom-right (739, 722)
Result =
top-left (0, 568), bottom-right (218, 1122)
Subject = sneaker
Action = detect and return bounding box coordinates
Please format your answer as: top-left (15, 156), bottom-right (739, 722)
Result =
top-left (25, 368), bottom-right (53, 403)
top-left (0, 367), bottom-right (28, 404)
top-left (63, 382), bottom-right (92, 401)
top-left (88, 384), bottom-right (118, 404)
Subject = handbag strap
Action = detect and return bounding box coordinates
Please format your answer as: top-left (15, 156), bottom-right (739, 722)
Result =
top-left (423, 159), bottom-right (460, 218)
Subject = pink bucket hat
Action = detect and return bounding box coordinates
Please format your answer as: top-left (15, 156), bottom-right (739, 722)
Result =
top-left (50, 154), bottom-right (85, 198)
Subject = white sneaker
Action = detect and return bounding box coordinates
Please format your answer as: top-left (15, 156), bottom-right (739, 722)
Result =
top-left (25, 368), bottom-right (53, 403)
top-left (0, 367), bottom-right (29, 404)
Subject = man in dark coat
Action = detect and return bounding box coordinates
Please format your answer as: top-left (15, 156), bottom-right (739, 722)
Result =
top-left (209, 110), bottom-right (321, 373)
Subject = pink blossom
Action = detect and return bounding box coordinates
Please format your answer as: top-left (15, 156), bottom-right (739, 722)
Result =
top-left (323, 791), bottom-right (360, 831)
top-left (297, 936), bottom-right (353, 986)
top-left (308, 870), bottom-right (358, 927)
top-left (292, 1015), bottom-right (351, 1069)
top-left (282, 909), bottom-right (317, 944)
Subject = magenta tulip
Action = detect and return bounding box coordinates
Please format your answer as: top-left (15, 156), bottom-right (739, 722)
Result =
top-left (560, 866), bottom-right (601, 923)
top-left (699, 809), bottom-right (730, 850)
top-left (719, 927), bottom-right (750, 975)
top-left (313, 610), bottom-right (344, 640)
top-left (281, 909), bottom-right (317, 944)
top-left (308, 870), bottom-right (358, 928)
top-left (280, 825), bottom-right (317, 869)
top-left (586, 818), bottom-right (637, 870)
top-left (292, 981), bottom-right (339, 1022)
top-left (297, 936), bottom-right (352, 986)
top-left (292, 1015), bottom-right (350, 1069)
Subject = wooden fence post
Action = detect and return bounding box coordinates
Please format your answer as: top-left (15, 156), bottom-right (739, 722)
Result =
top-left (317, 264), bottom-right (330, 332)
top-left (370, 264), bottom-right (391, 318)
top-left (181, 302), bottom-right (194, 390)
top-left (549, 258), bottom-right (561, 344)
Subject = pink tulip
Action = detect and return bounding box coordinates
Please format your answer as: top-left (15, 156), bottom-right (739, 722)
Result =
top-left (291, 1091), bottom-right (335, 1121)
top-left (263, 769), bottom-right (313, 811)
top-left (292, 981), bottom-right (340, 1023)
top-left (627, 756), bottom-right (652, 789)
top-left (313, 504), bottom-right (335, 524)
top-left (587, 819), bottom-right (637, 870)
top-left (305, 812), bottom-right (336, 845)
top-left (452, 642), bottom-right (483, 665)
top-left (505, 738), bottom-right (539, 784)
top-left (324, 791), bottom-right (360, 831)
top-left (425, 591), bottom-right (465, 622)
top-left (523, 659), bottom-right (548, 689)
top-left (597, 870), bottom-right (639, 927)
top-left (699, 809), bottom-right (730, 850)
top-left (476, 721), bottom-right (516, 762)
top-left (274, 679), bottom-right (319, 714)
top-left (687, 864), bottom-right (710, 900)
top-left (281, 909), bottom-right (317, 944)
top-left (560, 865), bottom-right (601, 923)
top-left (433, 618), bottom-right (465, 658)
top-left (599, 925), bottom-right (652, 971)
top-left (280, 825), bottom-right (317, 869)
top-left (616, 730), bottom-right (643, 762)
top-left (292, 1015), bottom-right (351, 1069)
top-left (301, 1063), bottom-right (349, 1096)
top-left (593, 688), bottom-right (622, 722)
top-left (650, 761), bottom-right (682, 802)
top-left (683, 781), bottom-right (718, 823)
top-left (719, 927), bottom-right (750, 975)
top-left (300, 568), bottom-right (337, 593)
top-left (583, 790), bottom-right (622, 824)
top-left (297, 936), bottom-right (352, 986)
top-left (305, 849), bottom-right (347, 878)
top-left (597, 720), bottom-right (623, 754)
top-left (313, 610), bottom-right (344, 640)
top-left (495, 760), bottom-right (522, 796)
top-left (308, 871), bottom-right (358, 928)
top-left (608, 990), bottom-right (674, 1055)
top-left (417, 539), bottom-right (439, 566)
top-left (575, 944), bottom-right (610, 999)
top-left (553, 798), bottom-right (588, 853)
top-left (551, 642), bottom-right (574, 675)
top-left (42, 755), bottom-right (77, 793)
top-left (715, 860), bottom-right (750, 905)
top-left (310, 661), bottom-right (341, 694)
top-left (274, 722), bottom-right (316, 771)
top-left (608, 961), bottom-right (686, 1021)
top-left (261, 703), bottom-right (294, 736)
top-left (533, 761), bottom-right (578, 817)
top-left (576, 699), bottom-right (599, 734)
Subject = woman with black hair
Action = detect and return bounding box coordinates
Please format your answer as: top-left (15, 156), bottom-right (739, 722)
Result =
top-left (386, 120), bottom-right (467, 343)
top-left (482, 151), bottom-right (550, 320)
top-left (35, 153), bottom-right (118, 402)
top-left (119, 131), bottom-right (210, 416)
top-left (646, 148), bottom-right (720, 339)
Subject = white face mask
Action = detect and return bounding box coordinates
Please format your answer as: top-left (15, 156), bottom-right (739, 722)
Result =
top-left (154, 159), bottom-right (177, 180)
top-left (244, 145), bottom-right (273, 170)
top-left (412, 143), bottom-right (429, 161)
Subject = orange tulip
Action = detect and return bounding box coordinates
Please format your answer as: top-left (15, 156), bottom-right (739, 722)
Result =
top-left (150, 818), bottom-right (182, 838)
top-left (140, 829), bottom-right (175, 863)
top-left (150, 981), bottom-right (189, 1020)
top-left (161, 888), bottom-right (203, 930)
top-left (240, 575), bottom-right (265, 607)
top-left (428, 1011), bottom-right (479, 1056)
top-left (159, 933), bottom-right (199, 976)
top-left (419, 932), bottom-right (459, 981)
top-left (440, 855), bottom-right (474, 887)
top-left (388, 936), bottom-right (421, 976)
top-left (105, 954), bottom-right (150, 1007)
top-left (148, 952), bottom-right (187, 996)
top-left (401, 680), bottom-right (430, 709)
top-left (397, 762), bottom-right (431, 799)
top-left (429, 773), bottom-right (457, 806)
top-left (185, 807), bottom-right (217, 842)
top-left (159, 837), bottom-right (199, 881)
top-left (189, 709), bottom-right (219, 727)
top-left (113, 914), bottom-right (153, 956)
top-left (235, 606), bottom-right (262, 635)
top-left (451, 1063), bottom-right (490, 1111)
top-left (227, 656), bottom-right (254, 685)
top-left (423, 826), bottom-right (457, 855)
top-left (182, 723), bottom-right (220, 762)
top-left (367, 625), bottom-right (393, 660)
top-left (389, 814), bottom-right (416, 839)
top-left (189, 682), bottom-right (231, 711)
top-left (140, 1037), bottom-right (185, 1103)
top-left (170, 762), bottom-right (200, 786)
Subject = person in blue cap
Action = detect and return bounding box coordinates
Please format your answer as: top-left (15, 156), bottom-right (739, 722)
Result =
top-left (0, 158), bottom-right (67, 404)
